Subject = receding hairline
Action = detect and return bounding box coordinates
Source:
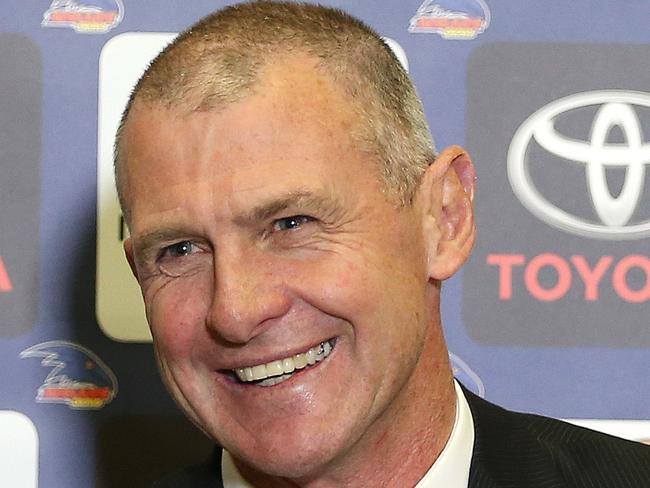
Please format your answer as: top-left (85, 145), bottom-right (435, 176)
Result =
top-left (116, 50), bottom-right (386, 210)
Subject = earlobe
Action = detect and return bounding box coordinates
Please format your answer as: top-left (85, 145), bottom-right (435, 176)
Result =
top-left (123, 237), bottom-right (139, 280)
top-left (420, 146), bottom-right (476, 281)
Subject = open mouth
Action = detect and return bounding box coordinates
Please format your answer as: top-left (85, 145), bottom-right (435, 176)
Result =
top-left (232, 338), bottom-right (336, 387)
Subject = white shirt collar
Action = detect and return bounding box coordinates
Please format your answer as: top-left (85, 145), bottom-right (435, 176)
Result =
top-left (221, 448), bottom-right (251, 488)
top-left (222, 380), bottom-right (474, 488)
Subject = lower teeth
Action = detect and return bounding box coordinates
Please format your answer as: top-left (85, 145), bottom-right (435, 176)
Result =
top-left (256, 372), bottom-right (296, 387)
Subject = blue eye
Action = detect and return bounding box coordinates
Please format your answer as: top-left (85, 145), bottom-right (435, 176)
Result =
top-left (166, 241), bottom-right (194, 257)
top-left (273, 215), bottom-right (312, 231)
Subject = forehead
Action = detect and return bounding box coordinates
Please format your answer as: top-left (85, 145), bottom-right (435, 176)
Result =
top-left (120, 57), bottom-right (379, 223)
top-left (124, 55), bottom-right (357, 155)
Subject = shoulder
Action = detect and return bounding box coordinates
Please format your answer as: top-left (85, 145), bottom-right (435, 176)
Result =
top-left (151, 448), bottom-right (222, 488)
top-left (464, 388), bottom-right (650, 487)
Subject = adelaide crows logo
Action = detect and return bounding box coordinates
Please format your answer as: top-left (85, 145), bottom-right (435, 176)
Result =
top-left (409, 0), bottom-right (490, 39)
top-left (42, 0), bottom-right (124, 34)
top-left (20, 341), bottom-right (118, 409)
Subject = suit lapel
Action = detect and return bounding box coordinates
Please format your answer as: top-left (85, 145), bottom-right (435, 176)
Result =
top-left (464, 387), bottom-right (567, 488)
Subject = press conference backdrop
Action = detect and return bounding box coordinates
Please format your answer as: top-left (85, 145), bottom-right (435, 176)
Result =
top-left (1, 1), bottom-right (649, 486)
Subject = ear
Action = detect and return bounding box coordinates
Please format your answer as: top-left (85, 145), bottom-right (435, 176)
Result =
top-left (418, 145), bottom-right (476, 280)
top-left (123, 237), bottom-right (139, 280)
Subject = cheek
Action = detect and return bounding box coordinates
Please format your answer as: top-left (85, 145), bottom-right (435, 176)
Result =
top-left (145, 274), bottom-right (213, 362)
top-left (291, 224), bottom-right (425, 313)
top-left (306, 244), bottom-right (427, 357)
top-left (292, 256), bottom-right (373, 315)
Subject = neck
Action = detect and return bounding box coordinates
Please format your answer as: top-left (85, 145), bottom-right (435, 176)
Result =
top-left (236, 321), bottom-right (457, 488)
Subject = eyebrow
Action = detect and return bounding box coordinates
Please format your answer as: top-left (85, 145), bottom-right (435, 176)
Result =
top-left (132, 227), bottom-right (192, 261)
top-left (131, 190), bottom-right (338, 257)
top-left (234, 189), bottom-right (338, 226)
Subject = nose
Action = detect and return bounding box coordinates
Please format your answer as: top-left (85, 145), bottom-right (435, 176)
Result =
top-left (206, 247), bottom-right (291, 345)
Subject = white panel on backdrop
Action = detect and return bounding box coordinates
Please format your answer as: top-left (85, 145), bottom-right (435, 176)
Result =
top-left (566, 419), bottom-right (650, 444)
top-left (97, 32), bottom-right (176, 342)
top-left (383, 37), bottom-right (409, 72)
top-left (0, 411), bottom-right (38, 488)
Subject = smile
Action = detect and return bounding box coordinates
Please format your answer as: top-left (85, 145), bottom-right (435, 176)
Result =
top-left (233, 339), bottom-right (335, 387)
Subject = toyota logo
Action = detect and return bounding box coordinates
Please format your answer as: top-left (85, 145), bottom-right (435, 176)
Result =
top-left (508, 90), bottom-right (650, 240)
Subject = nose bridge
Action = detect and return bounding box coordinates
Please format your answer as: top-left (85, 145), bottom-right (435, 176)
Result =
top-left (207, 244), bottom-right (287, 344)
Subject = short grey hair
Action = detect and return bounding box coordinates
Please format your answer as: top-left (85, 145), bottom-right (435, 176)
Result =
top-left (114, 0), bottom-right (436, 217)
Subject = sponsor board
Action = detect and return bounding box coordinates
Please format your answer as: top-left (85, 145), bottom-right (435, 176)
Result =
top-left (0, 34), bottom-right (41, 336)
top-left (42, 0), bottom-right (123, 34)
top-left (20, 341), bottom-right (117, 409)
top-left (464, 44), bottom-right (650, 346)
top-left (0, 411), bottom-right (38, 488)
top-left (409, 0), bottom-right (490, 39)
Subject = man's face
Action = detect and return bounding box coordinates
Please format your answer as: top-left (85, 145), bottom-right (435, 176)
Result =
top-left (122, 60), bottom-right (442, 477)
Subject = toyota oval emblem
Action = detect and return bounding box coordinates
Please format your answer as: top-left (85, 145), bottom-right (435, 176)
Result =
top-left (507, 90), bottom-right (650, 240)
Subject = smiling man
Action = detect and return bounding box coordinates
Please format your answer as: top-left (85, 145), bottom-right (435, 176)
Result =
top-left (115, 2), bottom-right (650, 487)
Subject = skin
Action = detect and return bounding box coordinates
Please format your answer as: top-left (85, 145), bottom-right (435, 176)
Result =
top-left (121, 56), bottom-right (476, 487)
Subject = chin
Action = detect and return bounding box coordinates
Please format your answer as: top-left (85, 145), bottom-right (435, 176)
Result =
top-left (228, 422), bottom-right (354, 480)
top-left (240, 447), bottom-right (337, 480)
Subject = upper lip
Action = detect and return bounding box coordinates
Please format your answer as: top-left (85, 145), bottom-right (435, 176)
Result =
top-left (217, 337), bottom-right (336, 371)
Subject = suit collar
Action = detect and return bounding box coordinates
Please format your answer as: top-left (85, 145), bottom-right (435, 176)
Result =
top-left (463, 386), bottom-right (567, 488)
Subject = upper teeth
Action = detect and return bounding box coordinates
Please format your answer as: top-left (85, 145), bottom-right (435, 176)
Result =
top-left (234, 340), bottom-right (333, 383)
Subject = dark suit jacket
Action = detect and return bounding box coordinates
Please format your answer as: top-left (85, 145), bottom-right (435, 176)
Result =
top-left (466, 390), bottom-right (650, 487)
top-left (153, 390), bottom-right (650, 487)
